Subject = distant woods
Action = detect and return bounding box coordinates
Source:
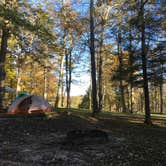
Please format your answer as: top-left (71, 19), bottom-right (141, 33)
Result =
top-left (0, 0), bottom-right (166, 124)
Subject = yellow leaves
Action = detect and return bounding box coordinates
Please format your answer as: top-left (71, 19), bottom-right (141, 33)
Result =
top-left (8, 34), bottom-right (18, 48)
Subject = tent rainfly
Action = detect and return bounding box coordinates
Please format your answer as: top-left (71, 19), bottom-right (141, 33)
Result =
top-left (8, 95), bottom-right (53, 114)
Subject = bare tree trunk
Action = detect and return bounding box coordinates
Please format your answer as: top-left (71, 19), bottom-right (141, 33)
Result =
top-left (16, 67), bottom-right (22, 96)
top-left (61, 58), bottom-right (65, 108)
top-left (98, 54), bottom-right (103, 112)
top-left (129, 31), bottom-right (133, 113)
top-left (65, 50), bottom-right (69, 108)
top-left (89, 78), bottom-right (92, 110)
top-left (68, 50), bottom-right (72, 108)
top-left (61, 80), bottom-right (64, 107)
top-left (65, 44), bottom-right (73, 108)
top-left (55, 55), bottom-right (65, 108)
top-left (98, 23), bottom-right (105, 113)
top-left (29, 62), bottom-right (33, 94)
top-left (119, 80), bottom-right (126, 113)
top-left (90, 0), bottom-right (98, 114)
top-left (60, 32), bottom-right (66, 108)
top-left (154, 86), bottom-right (158, 113)
top-left (44, 67), bottom-right (48, 100)
top-left (118, 31), bottom-right (126, 113)
top-left (0, 29), bottom-right (9, 109)
top-left (160, 64), bottom-right (163, 114)
top-left (140, 1), bottom-right (151, 124)
top-left (127, 87), bottom-right (130, 111)
top-left (159, 83), bottom-right (163, 114)
top-left (55, 78), bottom-right (60, 108)
top-left (102, 82), bottom-right (106, 111)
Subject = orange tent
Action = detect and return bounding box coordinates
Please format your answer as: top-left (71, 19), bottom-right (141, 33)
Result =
top-left (8, 95), bottom-right (53, 114)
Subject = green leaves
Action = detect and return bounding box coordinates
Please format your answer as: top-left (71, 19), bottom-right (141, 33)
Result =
top-left (0, 3), bottom-right (53, 40)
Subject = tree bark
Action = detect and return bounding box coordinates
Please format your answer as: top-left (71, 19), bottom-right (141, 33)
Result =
top-left (0, 28), bottom-right (9, 109)
top-left (129, 31), bottom-right (133, 113)
top-left (55, 55), bottom-right (65, 107)
top-left (90, 0), bottom-right (98, 114)
top-left (159, 63), bottom-right (163, 114)
top-left (68, 50), bottom-right (72, 108)
top-left (117, 31), bottom-right (126, 113)
top-left (140, 0), bottom-right (152, 124)
top-left (65, 39), bottom-right (73, 109)
top-left (60, 57), bottom-right (65, 108)
top-left (44, 67), bottom-right (48, 100)
top-left (98, 24), bottom-right (105, 113)
top-left (16, 67), bottom-right (22, 96)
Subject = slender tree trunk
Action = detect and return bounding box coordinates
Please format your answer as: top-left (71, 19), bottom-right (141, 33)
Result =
top-left (89, 78), bottom-right (92, 110)
top-left (154, 86), bottom-right (158, 113)
top-left (127, 87), bottom-right (130, 111)
top-left (98, 25), bottom-right (104, 113)
top-left (90, 0), bottom-right (98, 114)
top-left (65, 46), bottom-right (72, 108)
top-left (61, 59), bottom-right (65, 107)
top-left (65, 49), bottom-right (69, 108)
top-left (55, 77), bottom-right (60, 108)
top-left (55, 55), bottom-right (65, 108)
top-left (118, 31), bottom-right (126, 113)
top-left (140, 1), bottom-right (152, 124)
top-left (160, 64), bottom-right (163, 114)
top-left (119, 81), bottom-right (126, 113)
top-left (16, 67), bottom-right (22, 96)
top-left (129, 31), bottom-right (133, 113)
top-left (68, 50), bottom-right (72, 108)
top-left (61, 81), bottom-right (64, 107)
top-left (44, 67), bottom-right (48, 100)
top-left (0, 29), bottom-right (9, 109)
top-left (98, 55), bottom-right (103, 112)
top-left (30, 62), bottom-right (33, 94)
top-left (102, 83), bottom-right (106, 111)
top-left (159, 83), bottom-right (163, 114)
top-left (60, 32), bottom-right (66, 108)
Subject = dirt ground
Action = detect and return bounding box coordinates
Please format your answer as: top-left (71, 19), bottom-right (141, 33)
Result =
top-left (0, 112), bottom-right (166, 166)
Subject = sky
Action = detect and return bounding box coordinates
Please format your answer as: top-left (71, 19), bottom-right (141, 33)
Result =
top-left (70, 72), bottom-right (90, 96)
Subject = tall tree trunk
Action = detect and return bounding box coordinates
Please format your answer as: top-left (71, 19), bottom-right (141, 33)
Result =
top-left (89, 78), bottom-right (92, 110)
top-left (119, 80), bottom-right (126, 113)
top-left (159, 63), bottom-right (163, 114)
top-left (140, 1), bottom-right (152, 124)
top-left (61, 80), bottom-right (64, 107)
top-left (0, 28), bottom-right (9, 109)
top-left (16, 67), bottom-right (22, 96)
top-left (129, 31), bottom-right (133, 113)
top-left (68, 50), bottom-right (72, 108)
top-left (127, 87), bottom-right (130, 111)
top-left (118, 31), bottom-right (126, 113)
top-left (98, 24), bottom-right (104, 113)
top-left (90, 0), bottom-right (98, 114)
top-left (159, 83), bottom-right (163, 114)
top-left (65, 44), bottom-right (73, 108)
top-left (55, 55), bottom-right (65, 108)
top-left (55, 76), bottom-right (60, 108)
top-left (98, 54), bottom-right (103, 112)
top-left (60, 31), bottom-right (66, 108)
top-left (65, 49), bottom-right (69, 108)
top-left (60, 58), bottom-right (65, 108)
top-left (44, 67), bottom-right (48, 100)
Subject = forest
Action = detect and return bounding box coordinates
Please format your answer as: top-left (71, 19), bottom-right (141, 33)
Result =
top-left (0, 0), bottom-right (166, 123)
top-left (0, 0), bottom-right (166, 165)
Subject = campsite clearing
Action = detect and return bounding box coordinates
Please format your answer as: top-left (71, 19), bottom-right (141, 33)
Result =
top-left (0, 111), bottom-right (166, 166)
